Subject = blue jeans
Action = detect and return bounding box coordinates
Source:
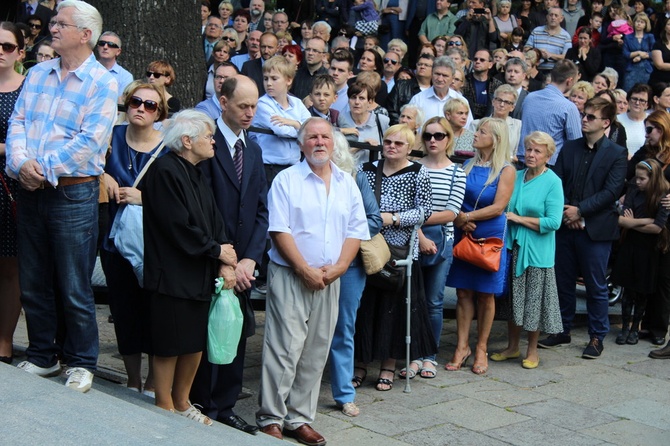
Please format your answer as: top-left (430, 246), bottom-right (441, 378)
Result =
top-left (420, 241), bottom-right (454, 361)
top-left (380, 12), bottom-right (405, 51)
top-left (17, 181), bottom-right (100, 369)
top-left (555, 229), bottom-right (611, 341)
top-left (329, 263), bottom-right (366, 405)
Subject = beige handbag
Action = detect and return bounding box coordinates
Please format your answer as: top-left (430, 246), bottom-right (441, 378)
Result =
top-left (360, 233), bottom-right (391, 275)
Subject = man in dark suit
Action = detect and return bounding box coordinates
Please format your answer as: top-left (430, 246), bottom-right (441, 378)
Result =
top-left (191, 75), bottom-right (269, 434)
top-left (540, 97), bottom-right (627, 359)
top-left (16, 0), bottom-right (54, 37)
top-left (241, 32), bottom-right (278, 96)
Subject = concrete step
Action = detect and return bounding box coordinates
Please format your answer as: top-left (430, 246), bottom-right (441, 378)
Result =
top-left (0, 362), bottom-right (280, 445)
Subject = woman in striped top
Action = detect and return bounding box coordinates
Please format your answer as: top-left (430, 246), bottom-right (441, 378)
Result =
top-left (399, 117), bottom-right (466, 379)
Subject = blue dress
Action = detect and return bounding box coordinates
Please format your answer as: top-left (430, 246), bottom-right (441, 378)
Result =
top-left (447, 165), bottom-right (508, 294)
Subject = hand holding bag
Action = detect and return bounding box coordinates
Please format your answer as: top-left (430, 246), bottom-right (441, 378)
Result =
top-left (360, 232), bottom-right (391, 274)
top-left (452, 170), bottom-right (507, 273)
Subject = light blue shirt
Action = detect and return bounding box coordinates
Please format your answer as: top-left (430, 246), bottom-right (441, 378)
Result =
top-left (249, 93), bottom-right (312, 165)
top-left (195, 96), bottom-right (222, 120)
top-left (231, 53), bottom-right (250, 71)
top-left (331, 85), bottom-right (349, 113)
top-left (108, 62), bottom-right (133, 98)
top-left (518, 84), bottom-right (582, 165)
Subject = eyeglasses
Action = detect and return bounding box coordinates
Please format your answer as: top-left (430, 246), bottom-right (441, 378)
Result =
top-left (222, 36), bottom-right (237, 42)
top-left (0, 42), bottom-right (18, 53)
top-left (146, 71), bottom-right (168, 79)
top-left (422, 132), bottom-right (448, 141)
top-left (128, 96), bottom-right (159, 113)
top-left (48, 20), bottom-right (81, 30)
top-left (28, 23), bottom-right (42, 29)
top-left (474, 57), bottom-right (490, 62)
top-left (581, 112), bottom-right (604, 121)
top-left (97, 40), bottom-right (120, 49)
top-left (36, 52), bottom-right (54, 60)
top-left (493, 97), bottom-right (515, 107)
top-left (214, 75), bottom-right (229, 81)
top-left (383, 139), bottom-right (409, 147)
top-left (201, 134), bottom-right (215, 141)
top-left (646, 126), bottom-right (658, 134)
top-left (448, 41), bottom-right (463, 46)
top-left (383, 58), bottom-right (399, 65)
top-left (630, 97), bottom-right (647, 104)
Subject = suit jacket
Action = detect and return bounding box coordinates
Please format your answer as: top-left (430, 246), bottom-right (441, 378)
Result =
top-left (241, 58), bottom-right (265, 96)
top-left (554, 136), bottom-right (627, 242)
top-left (16, 3), bottom-right (55, 37)
top-left (199, 126), bottom-right (269, 337)
top-left (308, 105), bottom-right (339, 125)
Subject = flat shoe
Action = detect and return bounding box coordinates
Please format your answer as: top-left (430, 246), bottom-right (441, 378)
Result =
top-left (522, 358), bottom-right (539, 369)
top-left (284, 424), bottom-right (326, 446)
top-left (399, 359), bottom-right (422, 379)
top-left (490, 351), bottom-right (520, 362)
top-left (420, 360), bottom-right (438, 379)
top-left (340, 402), bottom-right (360, 417)
top-left (260, 423), bottom-right (283, 440)
top-left (376, 368), bottom-right (395, 391)
top-left (351, 367), bottom-right (367, 389)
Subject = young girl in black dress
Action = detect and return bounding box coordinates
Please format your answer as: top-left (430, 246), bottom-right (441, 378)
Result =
top-left (612, 160), bottom-right (670, 345)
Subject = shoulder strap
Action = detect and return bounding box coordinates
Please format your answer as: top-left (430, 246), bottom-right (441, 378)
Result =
top-left (374, 159), bottom-right (384, 204)
top-left (132, 141), bottom-right (165, 188)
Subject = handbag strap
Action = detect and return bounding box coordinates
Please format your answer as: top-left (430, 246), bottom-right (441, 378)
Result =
top-left (373, 159), bottom-right (384, 204)
top-left (0, 174), bottom-right (14, 204)
top-left (375, 112), bottom-right (383, 157)
top-left (132, 141), bottom-right (165, 188)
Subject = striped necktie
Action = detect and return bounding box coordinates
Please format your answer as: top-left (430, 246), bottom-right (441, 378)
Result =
top-left (233, 139), bottom-right (244, 183)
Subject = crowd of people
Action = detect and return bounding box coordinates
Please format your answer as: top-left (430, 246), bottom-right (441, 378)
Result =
top-left (3, 0), bottom-right (670, 444)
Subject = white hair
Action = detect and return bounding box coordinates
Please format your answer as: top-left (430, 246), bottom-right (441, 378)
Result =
top-left (312, 21), bottom-right (332, 34)
top-left (400, 104), bottom-right (425, 129)
top-left (162, 110), bottom-right (215, 154)
top-left (57, 0), bottom-right (103, 50)
top-left (332, 131), bottom-right (356, 177)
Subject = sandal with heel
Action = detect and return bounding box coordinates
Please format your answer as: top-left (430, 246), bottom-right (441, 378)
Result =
top-left (352, 367), bottom-right (367, 389)
top-left (445, 349), bottom-right (472, 371)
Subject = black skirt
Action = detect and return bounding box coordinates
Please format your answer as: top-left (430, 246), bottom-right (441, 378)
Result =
top-left (150, 293), bottom-right (209, 357)
top-left (354, 261), bottom-right (438, 363)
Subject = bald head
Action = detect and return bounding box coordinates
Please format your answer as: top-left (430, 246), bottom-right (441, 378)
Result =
top-left (220, 75), bottom-right (259, 133)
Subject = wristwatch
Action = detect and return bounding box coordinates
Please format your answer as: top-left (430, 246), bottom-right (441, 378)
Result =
top-left (391, 214), bottom-right (398, 226)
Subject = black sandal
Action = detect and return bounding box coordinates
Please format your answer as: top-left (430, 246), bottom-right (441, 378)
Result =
top-left (352, 367), bottom-right (367, 389)
top-left (376, 368), bottom-right (395, 391)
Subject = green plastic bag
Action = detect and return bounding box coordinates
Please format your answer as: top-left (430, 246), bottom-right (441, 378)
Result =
top-left (207, 278), bottom-right (243, 365)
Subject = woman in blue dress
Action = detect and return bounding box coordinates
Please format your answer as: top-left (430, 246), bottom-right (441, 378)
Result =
top-left (622, 13), bottom-right (655, 92)
top-left (101, 81), bottom-right (169, 395)
top-left (445, 117), bottom-right (515, 375)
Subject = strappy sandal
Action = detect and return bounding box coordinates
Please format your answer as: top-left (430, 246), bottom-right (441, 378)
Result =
top-left (445, 348), bottom-right (472, 371)
top-left (399, 359), bottom-right (422, 379)
top-left (376, 368), bottom-right (395, 391)
top-left (420, 360), bottom-right (438, 379)
top-left (352, 367), bottom-right (367, 389)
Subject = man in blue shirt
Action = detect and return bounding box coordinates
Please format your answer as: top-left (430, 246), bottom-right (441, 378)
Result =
top-left (96, 31), bottom-right (133, 101)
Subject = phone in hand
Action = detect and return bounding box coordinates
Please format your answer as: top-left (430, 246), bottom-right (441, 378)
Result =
top-left (474, 8), bottom-right (486, 14)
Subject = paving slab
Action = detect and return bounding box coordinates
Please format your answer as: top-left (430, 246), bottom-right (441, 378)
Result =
top-left (447, 378), bottom-right (550, 407)
top-left (580, 420), bottom-right (668, 445)
top-left (603, 399), bottom-right (670, 430)
top-left (418, 398), bottom-right (530, 432)
top-left (511, 398), bottom-right (620, 430)
top-left (395, 423), bottom-right (512, 446)
top-left (485, 419), bottom-right (606, 446)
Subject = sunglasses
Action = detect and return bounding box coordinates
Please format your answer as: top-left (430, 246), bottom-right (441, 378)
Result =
top-left (128, 96), bottom-right (159, 113)
top-left (29, 23), bottom-right (42, 29)
top-left (222, 36), bottom-right (237, 42)
top-left (448, 41), bottom-right (463, 46)
top-left (422, 132), bottom-right (448, 141)
top-left (581, 112), bottom-right (603, 122)
top-left (646, 126), bottom-right (657, 134)
top-left (97, 40), bottom-right (120, 49)
top-left (383, 139), bottom-right (408, 148)
top-left (383, 58), bottom-right (398, 65)
top-left (0, 42), bottom-right (18, 53)
top-left (146, 71), bottom-right (168, 79)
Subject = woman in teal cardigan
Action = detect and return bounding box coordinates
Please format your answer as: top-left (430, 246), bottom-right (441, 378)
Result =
top-left (491, 131), bottom-right (564, 369)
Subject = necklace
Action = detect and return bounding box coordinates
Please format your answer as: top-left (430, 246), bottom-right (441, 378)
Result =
top-left (524, 167), bottom-right (547, 183)
top-left (475, 159), bottom-right (492, 167)
top-left (127, 146), bottom-right (140, 171)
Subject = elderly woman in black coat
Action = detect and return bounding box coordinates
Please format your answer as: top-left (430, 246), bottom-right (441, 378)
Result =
top-left (142, 109), bottom-right (236, 425)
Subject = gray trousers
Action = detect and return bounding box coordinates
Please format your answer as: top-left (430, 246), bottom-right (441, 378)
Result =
top-left (256, 262), bottom-right (340, 429)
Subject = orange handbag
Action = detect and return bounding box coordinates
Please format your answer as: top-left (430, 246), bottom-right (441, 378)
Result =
top-left (452, 232), bottom-right (504, 272)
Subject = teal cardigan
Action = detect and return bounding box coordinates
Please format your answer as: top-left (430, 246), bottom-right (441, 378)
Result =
top-left (506, 169), bottom-right (564, 277)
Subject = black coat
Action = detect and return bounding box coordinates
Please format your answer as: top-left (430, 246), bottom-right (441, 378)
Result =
top-left (387, 78), bottom-right (422, 125)
top-left (241, 58), bottom-right (265, 96)
top-left (199, 127), bottom-right (269, 338)
top-left (554, 136), bottom-right (628, 242)
top-left (142, 152), bottom-right (228, 301)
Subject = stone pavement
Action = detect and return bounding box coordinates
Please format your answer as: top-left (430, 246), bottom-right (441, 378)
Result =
top-left (7, 303), bottom-right (670, 445)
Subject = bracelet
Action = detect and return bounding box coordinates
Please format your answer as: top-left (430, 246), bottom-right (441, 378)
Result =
top-left (465, 213), bottom-right (470, 224)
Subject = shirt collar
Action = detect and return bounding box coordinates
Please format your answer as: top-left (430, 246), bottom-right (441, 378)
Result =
top-left (217, 116), bottom-right (246, 150)
top-left (297, 159), bottom-right (344, 181)
top-left (51, 53), bottom-right (98, 82)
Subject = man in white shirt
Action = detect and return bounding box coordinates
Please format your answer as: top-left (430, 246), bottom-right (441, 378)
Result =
top-left (409, 56), bottom-right (473, 126)
top-left (256, 117), bottom-right (369, 446)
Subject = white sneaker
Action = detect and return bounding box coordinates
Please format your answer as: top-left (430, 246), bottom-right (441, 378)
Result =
top-left (65, 367), bottom-right (93, 393)
top-left (17, 360), bottom-right (61, 377)
top-left (175, 403), bottom-right (213, 426)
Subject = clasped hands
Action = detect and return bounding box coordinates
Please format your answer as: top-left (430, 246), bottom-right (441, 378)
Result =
top-left (297, 264), bottom-right (344, 291)
top-left (218, 244), bottom-right (238, 290)
top-left (562, 205), bottom-right (583, 230)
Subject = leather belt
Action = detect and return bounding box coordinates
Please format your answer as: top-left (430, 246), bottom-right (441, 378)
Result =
top-left (38, 176), bottom-right (98, 189)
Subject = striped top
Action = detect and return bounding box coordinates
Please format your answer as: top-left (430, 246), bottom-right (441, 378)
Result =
top-left (526, 26), bottom-right (572, 71)
top-left (6, 54), bottom-right (118, 186)
top-left (424, 163), bottom-right (467, 240)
